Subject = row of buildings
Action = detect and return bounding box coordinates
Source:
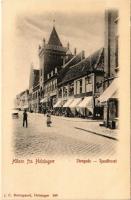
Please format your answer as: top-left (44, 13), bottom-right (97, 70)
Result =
top-left (15, 9), bottom-right (119, 129)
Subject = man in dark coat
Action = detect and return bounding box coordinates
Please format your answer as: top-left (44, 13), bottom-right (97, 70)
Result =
top-left (23, 110), bottom-right (28, 128)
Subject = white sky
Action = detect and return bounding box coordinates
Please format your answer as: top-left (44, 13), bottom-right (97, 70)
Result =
top-left (3, 0), bottom-right (122, 108)
top-left (13, 11), bottom-right (104, 97)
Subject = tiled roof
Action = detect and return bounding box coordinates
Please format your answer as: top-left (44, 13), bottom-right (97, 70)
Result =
top-left (59, 48), bottom-right (104, 85)
top-left (58, 51), bottom-right (85, 83)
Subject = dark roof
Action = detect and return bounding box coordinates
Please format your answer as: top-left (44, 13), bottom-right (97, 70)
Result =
top-left (48, 26), bottom-right (62, 46)
top-left (59, 48), bottom-right (104, 85)
top-left (33, 69), bottom-right (39, 87)
top-left (58, 51), bottom-right (85, 83)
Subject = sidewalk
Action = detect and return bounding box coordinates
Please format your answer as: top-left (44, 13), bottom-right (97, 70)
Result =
top-left (55, 116), bottom-right (118, 141)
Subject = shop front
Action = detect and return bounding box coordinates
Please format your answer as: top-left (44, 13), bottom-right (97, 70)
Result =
top-left (68, 98), bottom-right (82, 117)
top-left (98, 78), bottom-right (118, 129)
top-left (53, 99), bottom-right (63, 115)
top-left (62, 98), bottom-right (74, 117)
top-left (77, 96), bottom-right (93, 118)
top-left (40, 97), bottom-right (48, 113)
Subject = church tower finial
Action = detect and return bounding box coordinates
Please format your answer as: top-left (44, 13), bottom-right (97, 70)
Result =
top-left (53, 19), bottom-right (55, 27)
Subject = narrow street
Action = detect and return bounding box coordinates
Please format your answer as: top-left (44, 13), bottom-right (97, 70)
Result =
top-left (12, 112), bottom-right (117, 157)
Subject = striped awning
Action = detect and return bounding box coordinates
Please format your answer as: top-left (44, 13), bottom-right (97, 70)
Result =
top-left (98, 78), bottom-right (118, 103)
top-left (68, 98), bottom-right (82, 108)
top-left (53, 99), bottom-right (63, 108)
top-left (63, 99), bottom-right (74, 107)
top-left (40, 97), bottom-right (48, 103)
top-left (78, 96), bottom-right (93, 108)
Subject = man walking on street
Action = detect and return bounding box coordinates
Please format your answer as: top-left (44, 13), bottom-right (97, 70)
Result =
top-left (23, 110), bottom-right (28, 128)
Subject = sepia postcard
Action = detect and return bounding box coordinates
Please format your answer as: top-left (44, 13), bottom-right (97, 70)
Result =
top-left (1, 0), bottom-right (130, 199)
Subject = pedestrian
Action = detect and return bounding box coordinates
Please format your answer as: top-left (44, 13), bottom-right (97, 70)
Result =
top-left (43, 108), bottom-right (46, 116)
top-left (46, 111), bottom-right (52, 127)
top-left (23, 110), bottom-right (28, 128)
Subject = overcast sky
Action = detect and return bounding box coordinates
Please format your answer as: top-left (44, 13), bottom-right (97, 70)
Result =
top-left (13, 10), bottom-right (105, 96)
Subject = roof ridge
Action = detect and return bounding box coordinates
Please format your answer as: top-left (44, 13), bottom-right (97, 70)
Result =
top-left (63, 51), bottom-right (84, 68)
top-left (70, 47), bottom-right (104, 69)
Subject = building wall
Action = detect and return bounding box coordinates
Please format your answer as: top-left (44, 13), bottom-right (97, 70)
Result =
top-left (39, 48), bottom-right (45, 90)
top-left (95, 75), bottom-right (104, 95)
top-left (103, 9), bottom-right (119, 127)
top-left (104, 9), bottom-right (118, 80)
top-left (15, 90), bottom-right (29, 110)
top-left (58, 73), bottom-right (103, 100)
top-left (44, 50), bottom-right (65, 81)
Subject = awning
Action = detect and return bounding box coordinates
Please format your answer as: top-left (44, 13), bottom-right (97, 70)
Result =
top-left (111, 91), bottom-right (118, 99)
top-left (53, 99), bottom-right (63, 108)
top-left (98, 78), bottom-right (118, 103)
top-left (78, 96), bottom-right (93, 108)
top-left (69, 98), bottom-right (82, 108)
top-left (40, 97), bottom-right (48, 103)
top-left (63, 99), bottom-right (74, 107)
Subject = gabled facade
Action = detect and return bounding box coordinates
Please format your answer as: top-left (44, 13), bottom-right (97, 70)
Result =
top-left (57, 48), bottom-right (104, 98)
top-left (54, 48), bottom-right (104, 118)
top-left (99, 9), bottom-right (119, 128)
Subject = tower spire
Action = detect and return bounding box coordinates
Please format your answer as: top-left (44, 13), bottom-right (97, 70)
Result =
top-left (48, 22), bottom-right (62, 46)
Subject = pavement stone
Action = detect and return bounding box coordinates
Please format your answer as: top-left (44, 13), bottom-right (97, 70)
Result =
top-left (12, 112), bottom-right (117, 157)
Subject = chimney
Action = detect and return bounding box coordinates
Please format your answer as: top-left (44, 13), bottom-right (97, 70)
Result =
top-left (38, 45), bottom-right (41, 50)
top-left (43, 38), bottom-right (46, 47)
top-left (81, 50), bottom-right (85, 60)
top-left (74, 48), bottom-right (77, 55)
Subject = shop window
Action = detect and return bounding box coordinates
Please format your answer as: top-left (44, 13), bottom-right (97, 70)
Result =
top-left (109, 99), bottom-right (119, 120)
top-left (87, 76), bottom-right (91, 84)
top-left (58, 88), bottom-right (62, 97)
top-left (79, 79), bottom-right (82, 93)
top-left (63, 86), bottom-right (67, 97)
top-left (69, 83), bottom-right (74, 96)
top-left (85, 77), bottom-right (92, 93)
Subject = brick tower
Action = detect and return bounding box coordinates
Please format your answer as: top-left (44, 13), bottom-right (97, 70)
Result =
top-left (39, 25), bottom-right (67, 90)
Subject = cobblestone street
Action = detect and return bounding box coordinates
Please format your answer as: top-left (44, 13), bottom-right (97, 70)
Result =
top-left (12, 112), bottom-right (117, 157)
